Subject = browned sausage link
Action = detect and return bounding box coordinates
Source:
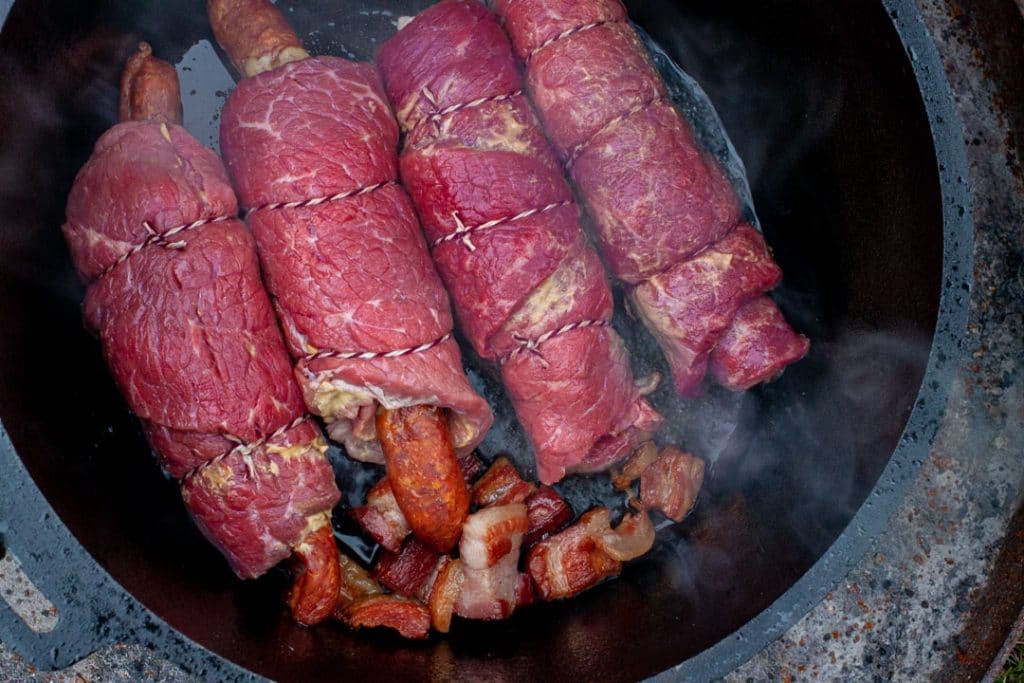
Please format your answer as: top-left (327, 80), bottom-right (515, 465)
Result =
top-left (119, 43), bottom-right (183, 125)
top-left (207, 0), bottom-right (310, 77)
top-left (376, 405), bottom-right (470, 554)
top-left (286, 522), bottom-right (342, 625)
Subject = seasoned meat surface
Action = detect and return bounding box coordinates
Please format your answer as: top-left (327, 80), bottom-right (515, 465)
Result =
top-left (379, 1), bottom-right (660, 484)
top-left (493, 0), bottom-right (808, 395)
top-left (219, 56), bottom-right (493, 462)
top-left (63, 120), bottom-right (339, 578)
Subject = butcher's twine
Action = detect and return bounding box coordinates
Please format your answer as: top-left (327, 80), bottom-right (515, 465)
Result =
top-left (502, 318), bottom-right (611, 366)
top-left (92, 214), bottom-right (234, 280)
top-left (243, 179), bottom-right (397, 216)
top-left (414, 87), bottom-right (524, 136)
top-left (527, 20), bottom-right (614, 62)
top-left (89, 177), bottom-right (399, 280)
top-left (305, 331), bottom-right (452, 363)
top-left (565, 95), bottom-right (665, 171)
top-left (413, 86), bottom-right (580, 254)
top-left (435, 200), bottom-right (573, 252)
top-left (183, 413), bottom-right (310, 483)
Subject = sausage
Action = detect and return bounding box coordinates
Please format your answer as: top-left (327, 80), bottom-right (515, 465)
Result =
top-left (207, 0), bottom-right (309, 77)
top-left (286, 520), bottom-right (342, 626)
top-left (118, 42), bottom-right (182, 124)
top-left (376, 405), bottom-right (470, 553)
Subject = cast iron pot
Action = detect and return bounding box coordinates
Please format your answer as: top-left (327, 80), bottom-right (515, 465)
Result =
top-left (0, 0), bottom-right (972, 680)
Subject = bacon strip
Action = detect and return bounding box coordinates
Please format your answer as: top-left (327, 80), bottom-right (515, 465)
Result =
top-left (524, 485), bottom-right (573, 547)
top-left (471, 456), bottom-right (537, 508)
top-left (610, 440), bottom-right (659, 491)
top-left (343, 595), bottom-right (431, 640)
top-left (640, 447), bottom-right (705, 522)
top-left (373, 537), bottom-right (443, 598)
top-left (350, 478), bottom-right (411, 553)
top-left (455, 504), bottom-right (531, 620)
top-left (526, 508), bottom-right (622, 601)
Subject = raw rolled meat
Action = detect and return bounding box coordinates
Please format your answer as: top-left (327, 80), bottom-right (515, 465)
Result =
top-left (62, 45), bottom-right (339, 583)
top-left (217, 50), bottom-right (492, 468)
top-left (378, 0), bottom-right (661, 485)
top-left (493, 0), bottom-right (809, 396)
top-left (210, 0), bottom-right (491, 555)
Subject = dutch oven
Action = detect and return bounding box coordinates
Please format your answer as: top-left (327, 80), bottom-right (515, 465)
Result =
top-left (3, 0), bottom-right (1015, 680)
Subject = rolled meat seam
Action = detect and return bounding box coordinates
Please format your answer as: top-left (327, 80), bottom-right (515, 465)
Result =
top-left (493, 0), bottom-right (809, 397)
top-left (62, 44), bottom-right (339, 582)
top-left (216, 38), bottom-right (493, 467)
top-left (378, 0), bottom-right (662, 485)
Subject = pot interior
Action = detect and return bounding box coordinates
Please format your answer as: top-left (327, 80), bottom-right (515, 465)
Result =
top-left (0, 0), bottom-right (943, 680)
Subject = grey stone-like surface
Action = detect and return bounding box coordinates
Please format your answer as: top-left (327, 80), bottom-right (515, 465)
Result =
top-left (0, 643), bottom-right (193, 683)
top-left (1, 0), bottom-right (1021, 681)
top-left (729, 0), bottom-right (1024, 680)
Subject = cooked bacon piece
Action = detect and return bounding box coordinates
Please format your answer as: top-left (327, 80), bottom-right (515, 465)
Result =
top-left (460, 503), bottom-right (529, 569)
top-left (515, 573), bottom-right (535, 609)
top-left (640, 447), bottom-right (705, 522)
top-left (471, 457), bottom-right (537, 508)
top-left (350, 478), bottom-right (411, 553)
top-left (610, 441), bottom-right (659, 491)
top-left (343, 595), bottom-right (431, 640)
top-left (595, 509), bottom-right (655, 561)
top-left (455, 503), bottom-right (531, 620)
top-left (373, 537), bottom-right (442, 597)
top-left (455, 550), bottom-right (524, 620)
top-left (428, 558), bottom-right (464, 633)
top-left (335, 552), bottom-right (382, 612)
top-left (526, 508), bottom-right (623, 601)
top-left (415, 555), bottom-right (448, 603)
top-left (524, 485), bottom-right (573, 547)
top-left (459, 451), bottom-right (486, 483)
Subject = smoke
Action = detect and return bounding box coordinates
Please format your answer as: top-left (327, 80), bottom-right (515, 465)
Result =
top-left (654, 326), bottom-right (934, 616)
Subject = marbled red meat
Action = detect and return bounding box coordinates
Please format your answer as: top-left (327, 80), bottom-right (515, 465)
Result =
top-left (710, 295), bottom-right (811, 390)
top-left (493, 0), bottom-right (808, 396)
top-left (378, 0), bottom-right (660, 485)
top-left (631, 225), bottom-right (783, 396)
top-left (63, 121), bottom-right (339, 579)
top-left (218, 56), bottom-right (492, 464)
